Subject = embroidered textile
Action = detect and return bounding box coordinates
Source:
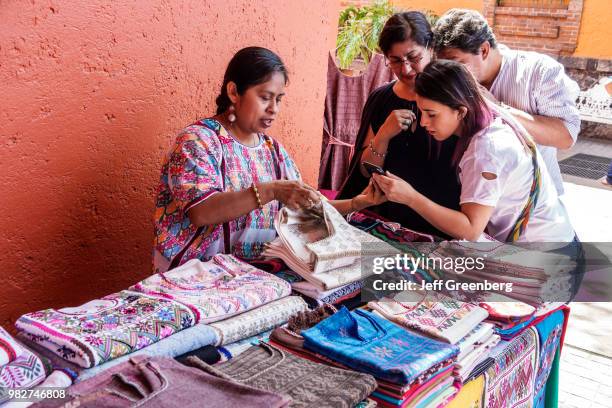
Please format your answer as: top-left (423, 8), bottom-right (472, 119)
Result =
top-left (264, 199), bottom-right (395, 290)
top-left (198, 342), bottom-right (378, 408)
top-left (368, 291), bottom-right (488, 344)
top-left (131, 255), bottom-right (292, 323)
top-left (77, 321), bottom-right (218, 382)
top-left (0, 326), bottom-right (25, 367)
top-left (217, 330), bottom-right (273, 363)
top-left (480, 302), bottom-right (535, 323)
top-left (302, 307), bottom-right (458, 385)
top-left (484, 327), bottom-right (539, 408)
top-left (347, 210), bottom-right (435, 243)
top-left (16, 291), bottom-right (196, 368)
top-left (210, 296), bottom-right (308, 346)
top-left (0, 346), bottom-right (49, 403)
top-left (533, 310), bottom-right (564, 408)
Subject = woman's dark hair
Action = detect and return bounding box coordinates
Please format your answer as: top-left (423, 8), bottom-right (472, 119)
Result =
top-left (415, 60), bottom-right (493, 166)
top-left (378, 11), bottom-right (433, 55)
top-left (216, 47), bottom-right (288, 114)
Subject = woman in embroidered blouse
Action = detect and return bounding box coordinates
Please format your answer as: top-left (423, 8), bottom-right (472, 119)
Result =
top-left (154, 47), bottom-right (385, 272)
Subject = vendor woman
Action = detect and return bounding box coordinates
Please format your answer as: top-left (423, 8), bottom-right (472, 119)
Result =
top-left (153, 47), bottom-right (385, 272)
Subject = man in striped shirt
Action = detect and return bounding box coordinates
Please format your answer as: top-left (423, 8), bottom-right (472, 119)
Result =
top-left (433, 9), bottom-right (580, 195)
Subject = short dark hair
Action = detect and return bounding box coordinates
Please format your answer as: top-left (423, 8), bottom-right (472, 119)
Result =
top-left (216, 47), bottom-right (288, 114)
top-left (378, 11), bottom-right (433, 55)
top-left (433, 9), bottom-right (497, 55)
top-left (415, 59), bottom-right (493, 166)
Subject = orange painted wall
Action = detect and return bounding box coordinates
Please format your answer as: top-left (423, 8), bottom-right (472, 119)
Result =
top-left (574, 0), bottom-right (612, 58)
top-left (392, 0), bottom-right (484, 16)
top-left (0, 1), bottom-right (339, 329)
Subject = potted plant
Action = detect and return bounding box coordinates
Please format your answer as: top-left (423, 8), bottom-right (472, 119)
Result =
top-left (335, 2), bottom-right (439, 75)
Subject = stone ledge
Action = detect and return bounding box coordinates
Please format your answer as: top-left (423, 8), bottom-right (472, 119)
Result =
top-left (494, 7), bottom-right (570, 18)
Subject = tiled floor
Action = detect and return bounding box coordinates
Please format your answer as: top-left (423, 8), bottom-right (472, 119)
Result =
top-left (557, 137), bottom-right (612, 407)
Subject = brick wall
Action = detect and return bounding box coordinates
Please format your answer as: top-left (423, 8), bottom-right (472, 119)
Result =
top-left (483, 0), bottom-right (582, 57)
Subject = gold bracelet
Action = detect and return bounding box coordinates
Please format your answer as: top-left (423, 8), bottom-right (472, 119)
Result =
top-left (369, 139), bottom-right (386, 158)
top-left (252, 184), bottom-right (263, 209)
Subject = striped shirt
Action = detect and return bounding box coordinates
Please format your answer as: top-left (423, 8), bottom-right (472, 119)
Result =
top-left (490, 45), bottom-right (581, 195)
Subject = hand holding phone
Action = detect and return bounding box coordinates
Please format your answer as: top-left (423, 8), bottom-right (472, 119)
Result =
top-left (363, 161), bottom-right (385, 177)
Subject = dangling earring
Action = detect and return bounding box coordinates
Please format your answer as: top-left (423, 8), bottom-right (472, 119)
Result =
top-left (227, 105), bottom-right (236, 124)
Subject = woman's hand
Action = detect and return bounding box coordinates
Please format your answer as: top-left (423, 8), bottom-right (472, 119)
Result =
top-left (377, 109), bottom-right (416, 141)
top-left (373, 171), bottom-right (418, 206)
top-left (271, 180), bottom-right (320, 210)
top-left (352, 180), bottom-right (387, 210)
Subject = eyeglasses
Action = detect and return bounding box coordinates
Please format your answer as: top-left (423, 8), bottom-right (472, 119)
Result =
top-left (385, 42), bottom-right (429, 69)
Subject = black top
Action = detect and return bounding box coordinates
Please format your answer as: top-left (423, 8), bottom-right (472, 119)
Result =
top-left (339, 82), bottom-right (461, 239)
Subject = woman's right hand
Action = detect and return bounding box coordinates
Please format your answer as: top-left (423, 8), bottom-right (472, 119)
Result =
top-left (271, 180), bottom-right (320, 210)
top-left (377, 109), bottom-right (416, 141)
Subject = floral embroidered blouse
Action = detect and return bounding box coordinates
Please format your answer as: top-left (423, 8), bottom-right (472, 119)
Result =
top-left (153, 118), bottom-right (301, 273)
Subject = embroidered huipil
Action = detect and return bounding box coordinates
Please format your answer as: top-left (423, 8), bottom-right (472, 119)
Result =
top-left (302, 307), bottom-right (458, 386)
top-left (131, 255), bottom-right (291, 324)
top-left (16, 291), bottom-right (196, 368)
top-left (153, 118), bottom-right (300, 272)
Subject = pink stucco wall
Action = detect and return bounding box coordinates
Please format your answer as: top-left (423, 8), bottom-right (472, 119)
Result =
top-left (0, 1), bottom-right (339, 329)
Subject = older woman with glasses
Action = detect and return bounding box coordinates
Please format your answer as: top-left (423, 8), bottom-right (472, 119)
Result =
top-left (338, 11), bottom-right (461, 239)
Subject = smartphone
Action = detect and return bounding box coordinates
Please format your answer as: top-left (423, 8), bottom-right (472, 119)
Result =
top-left (363, 161), bottom-right (385, 176)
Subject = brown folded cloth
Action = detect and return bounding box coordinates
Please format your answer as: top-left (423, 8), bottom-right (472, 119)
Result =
top-left (270, 304), bottom-right (337, 350)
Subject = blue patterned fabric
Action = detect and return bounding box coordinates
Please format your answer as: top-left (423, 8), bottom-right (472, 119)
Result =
top-left (533, 310), bottom-right (564, 408)
top-left (302, 307), bottom-right (458, 385)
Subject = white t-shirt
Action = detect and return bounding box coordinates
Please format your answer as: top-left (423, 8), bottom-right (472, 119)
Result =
top-left (458, 117), bottom-right (575, 243)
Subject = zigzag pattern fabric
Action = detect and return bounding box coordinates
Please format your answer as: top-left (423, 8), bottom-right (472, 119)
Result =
top-left (0, 326), bottom-right (25, 367)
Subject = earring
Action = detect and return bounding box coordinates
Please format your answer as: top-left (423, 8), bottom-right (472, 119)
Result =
top-left (227, 105), bottom-right (236, 124)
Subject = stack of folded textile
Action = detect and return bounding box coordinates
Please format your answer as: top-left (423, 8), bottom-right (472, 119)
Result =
top-left (432, 240), bottom-right (575, 304)
top-left (15, 255), bottom-right (300, 382)
top-left (481, 301), bottom-right (537, 341)
top-left (263, 200), bottom-right (395, 291)
top-left (190, 342), bottom-right (378, 408)
top-left (368, 290), bottom-right (493, 385)
top-left (454, 323), bottom-right (499, 383)
top-left (300, 307), bottom-right (460, 408)
top-left (16, 290), bottom-right (198, 369)
top-left (130, 254), bottom-right (292, 323)
top-left (0, 326), bottom-right (55, 405)
top-left (347, 211), bottom-right (435, 244)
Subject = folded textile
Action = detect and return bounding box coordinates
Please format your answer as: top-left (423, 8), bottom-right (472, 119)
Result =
top-left (371, 366), bottom-right (453, 406)
top-left (75, 321), bottom-right (218, 381)
top-left (217, 330), bottom-right (274, 363)
top-left (455, 334), bottom-right (500, 382)
top-left (0, 346), bottom-right (49, 403)
top-left (270, 304), bottom-right (338, 351)
top-left (292, 280), bottom-right (363, 305)
top-left (176, 345), bottom-right (221, 365)
top-left (480, 302), bottom-right (535, 323)
top-left (484, 327), bottom-right (539, 408)
top-left (31, 356), bottom-right (290, 408)
top-left (368, 291), bottom-right (488, 344)
top-left (464, 357), bottom-right (495, 383)
top-left (302, 307), bottom-right (458, 386)
top-left (264, 199), bottom-right (396, 290)
top-left (16, 290), bottom-right (196, 368)
top-left (0, 326), bottom-right (26, 367)
top-left (2, 370), bottom-right (73, 408)
top-left (456, 322), bottom-right (495, 359)
top-left (131, 255), bottom-right (291, 324)
top-left (192, 342), bottom-right (378, 408)
top-left (446, 375), bottom-right (485, 408)
top-left (210, 296), bottom-right (308, 346)
top-left (347, 210), bottom-right (435, 243)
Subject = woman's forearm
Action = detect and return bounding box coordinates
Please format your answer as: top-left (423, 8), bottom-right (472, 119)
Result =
top-left (187, 182), bottom-right (275, 227)
top-left (407, 193), bottom-right (483, 241)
